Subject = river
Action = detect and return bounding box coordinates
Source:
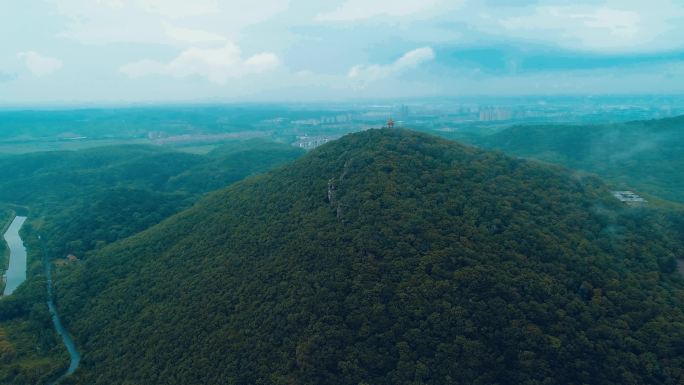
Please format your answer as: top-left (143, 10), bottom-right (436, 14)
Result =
top-left (2, 216), bottom-right (28, 296)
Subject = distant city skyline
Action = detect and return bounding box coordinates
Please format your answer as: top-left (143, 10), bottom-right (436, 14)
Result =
top-left (3, 0), bottom-right (684, 104)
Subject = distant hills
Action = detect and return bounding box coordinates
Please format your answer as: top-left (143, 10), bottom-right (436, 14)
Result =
top-left (47, 129), bottom-right (684, 384)
top-left (458, 115), bottom-right (684, 204)
top-left (0, 139), bottom-right (304, 260)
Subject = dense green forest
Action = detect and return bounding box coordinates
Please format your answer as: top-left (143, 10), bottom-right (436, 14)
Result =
top-left (0, 139), bottom-right (303, 259)
top-left (0, 268), bottom-right (66, 385)
top-left (448, 115), bottom-right (684, 203)
top-left (0, 139), bottom-right (304, 384)
top-left (38, 129), bottom-right (684, 384)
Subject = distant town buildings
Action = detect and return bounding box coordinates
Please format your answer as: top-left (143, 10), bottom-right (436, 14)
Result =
top-left (147, 131), bottom-right (167, 140)
top-left (54, 254), bottom-right (80, 267)
top-left (398, 105), bottom-right (409, 121)
top-left (612, 191), bottom-right (647, 205)
top-left (479, 107), bottom-right (513, 121)
top-left (293, 135), bottom-right (337, 150)
top-left (292, 114), bottom-right (354, 126)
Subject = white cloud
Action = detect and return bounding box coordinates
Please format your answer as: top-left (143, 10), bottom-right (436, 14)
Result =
top-left (163, 23), bottom-right (225, 44)
top-left (348, 47), bottom-right (435, 81)
top-left (490, 1), bottom-right (684, 52)
top-left (315, 0), bottom-right (460, 22)
top-left (73, 0), bottom-right (220, 19)
top-left (16, 52), bottom-right (63, 76)
top-left (575, 8), bottom-right (641, 37)
top-left (136, 0), bottom-right (220, 19)
top-left (95, 0), bottom-right (125, 9)
top-left (499, 6), bottom-right (641, 50)
top-left (120, 43), bottom-right (280, 84)
top-left (51, 0), bottom-right (288, 45)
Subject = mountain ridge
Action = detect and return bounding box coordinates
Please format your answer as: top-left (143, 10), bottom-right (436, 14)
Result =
top-left (463, 116), bottom-right (684, 203)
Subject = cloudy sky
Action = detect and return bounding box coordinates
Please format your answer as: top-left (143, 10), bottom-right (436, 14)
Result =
top-left (2, 0), bottom-right (684, 104)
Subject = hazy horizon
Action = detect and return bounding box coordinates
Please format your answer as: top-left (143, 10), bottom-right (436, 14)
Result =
top-left (3, 1), bottom-right (684, 104)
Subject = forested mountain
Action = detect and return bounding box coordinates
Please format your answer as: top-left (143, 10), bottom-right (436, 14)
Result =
top-left (461, 115), bottom-right (684, 203)
top-left (47, 129), bottom-right (684, 385)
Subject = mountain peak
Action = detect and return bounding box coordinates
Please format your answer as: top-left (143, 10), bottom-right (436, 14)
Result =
top-left (55, 129), bottom-right (684, 385)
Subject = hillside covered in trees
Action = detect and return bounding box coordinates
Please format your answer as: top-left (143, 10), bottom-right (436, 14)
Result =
top-left (46, 129), bottom-right (684, 385)
top-left (0, 139), bottom-right (304, 384)
top-left (457, 115), bottom-right (684, 203)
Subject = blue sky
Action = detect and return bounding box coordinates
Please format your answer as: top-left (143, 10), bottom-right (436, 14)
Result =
top-left (2, 0), bottom-right (684, 104)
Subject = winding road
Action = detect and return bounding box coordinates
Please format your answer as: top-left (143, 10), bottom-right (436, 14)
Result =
top-left (40, 235), bottom-right (81, 385)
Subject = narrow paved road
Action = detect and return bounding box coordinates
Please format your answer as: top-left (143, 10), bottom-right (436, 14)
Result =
top-left (40, 235), bottom-right (81, 385)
